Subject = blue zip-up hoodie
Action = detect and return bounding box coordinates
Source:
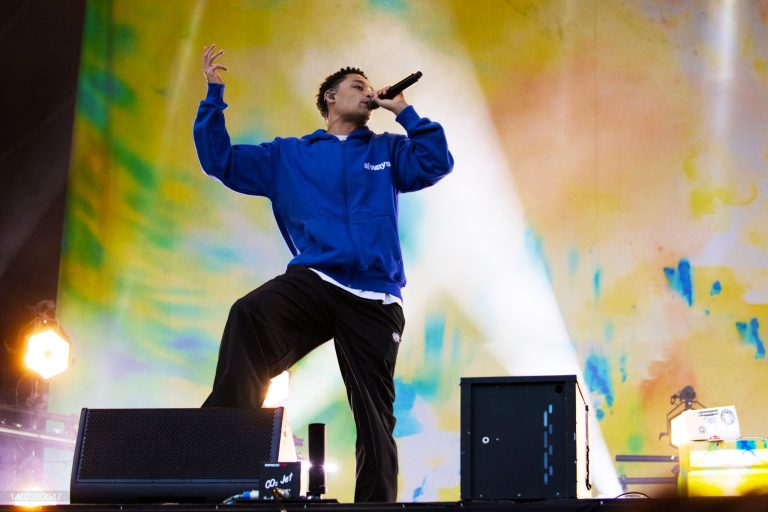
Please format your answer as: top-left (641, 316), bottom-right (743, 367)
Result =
top-left (193, 83), bottom-right (453, 298)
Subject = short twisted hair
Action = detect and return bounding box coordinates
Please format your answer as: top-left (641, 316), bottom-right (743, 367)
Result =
top-left (316, 67), bottom-right (368, 119)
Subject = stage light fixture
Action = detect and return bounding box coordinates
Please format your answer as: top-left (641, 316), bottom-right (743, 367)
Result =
top-left (263, 371), bottom-right (290, 407)
top-left (24, 326), bottom-right (70, 380)
top-left (19, 300), bottom-right (72, 380)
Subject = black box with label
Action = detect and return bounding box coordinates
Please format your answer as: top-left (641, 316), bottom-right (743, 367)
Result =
top-left (70, 407), bottom-right (299, 503)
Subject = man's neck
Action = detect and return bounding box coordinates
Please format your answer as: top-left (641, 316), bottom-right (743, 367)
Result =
top-left (325, 115), bottom-right (365, 136)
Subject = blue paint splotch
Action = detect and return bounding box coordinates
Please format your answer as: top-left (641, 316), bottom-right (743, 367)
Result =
top-left (169, 335), bottom-right (209, 351)
top-left (603, 322), bottom-right (614, 342)
top-left (524, 228), bottom-right (552, 281)
top-left (568, 249), bottom-right (579, 275)
top-left (664, 258), bottom-right (694, 306)
top-left (710, 280), bottom-right (722, 296)
top-left (585, 353), bottom-right (614, 420)
top-left (593, 268), bottom-right (602, 300)
top-left (418, 313), bottom-right (445, 399)
top-left (393, 314), bottom-right (452, 438)
top-left (451, 326), bottom-right (461, 365)
top-left (397, 195), bottom-right (425, 260)
top-left (735, 318), bottom-right (766, 360)
top-left (737, 439), bottom-right (758, 451)
top-left (412, 477), bottom-right (427, 501)
top-left (425, 313), bottom-right (445, 359)
top-left (738, 439), bottom-right (768, 450)
top-left (619, 353), bottom-right (628, 383)
top-left (393, 378), bottom-right (421, 437)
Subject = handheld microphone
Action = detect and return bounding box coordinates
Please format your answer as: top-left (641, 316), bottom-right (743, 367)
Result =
top-left (368, 71), bottom-right (423, 110)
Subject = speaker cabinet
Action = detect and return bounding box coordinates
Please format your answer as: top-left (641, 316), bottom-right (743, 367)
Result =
top-left (70, 407), bottom-right (297, 503)
top-left (460, 375), bottom-right (590, 500)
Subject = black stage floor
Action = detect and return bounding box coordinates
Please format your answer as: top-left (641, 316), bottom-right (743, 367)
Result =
top-left (0, 497), bottom-right (765, 512)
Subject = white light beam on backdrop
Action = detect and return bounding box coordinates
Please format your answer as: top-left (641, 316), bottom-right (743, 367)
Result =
top-left (159, 0), bottom-right (206, 155)
top-left (712, 0), bottom-right (737, 141)
top-left (695, 0), bottom-right (754, 270)
top-left (696, 0), bottom-right (738, 192)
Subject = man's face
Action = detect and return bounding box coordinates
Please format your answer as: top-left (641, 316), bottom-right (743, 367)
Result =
top-left (327, 74), bottom-right (374, 125)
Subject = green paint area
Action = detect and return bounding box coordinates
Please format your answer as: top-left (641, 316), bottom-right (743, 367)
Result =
top-left (627, 433), bottom-right (644, 454)
top-left (368, 0), bottom-right (409, 13)
top-left (61, 215), bottom-right (105, 269)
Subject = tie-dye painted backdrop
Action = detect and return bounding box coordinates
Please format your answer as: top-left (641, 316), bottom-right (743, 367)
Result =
top-left (53, 0), bottom-right (768, 501)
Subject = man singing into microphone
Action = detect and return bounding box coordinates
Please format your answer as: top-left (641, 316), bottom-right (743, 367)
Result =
top-left (193, 45), bottom-right (453, 502)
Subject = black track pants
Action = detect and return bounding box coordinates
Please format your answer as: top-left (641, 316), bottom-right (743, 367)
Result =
top-left (202, 265), bottom-right (405, 502)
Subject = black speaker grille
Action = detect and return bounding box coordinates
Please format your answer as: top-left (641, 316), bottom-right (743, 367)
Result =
top-left (76, 408), bottom-right (281, 481)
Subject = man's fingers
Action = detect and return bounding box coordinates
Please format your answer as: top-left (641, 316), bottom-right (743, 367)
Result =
top-left (202, 44), bottom-right (220, 60)
top-left (202, 46), bottom-right (212, 66)
top-left (203, 48), bottom-right (224, 68)
top-left (213, 64), bottom-right (228, 72)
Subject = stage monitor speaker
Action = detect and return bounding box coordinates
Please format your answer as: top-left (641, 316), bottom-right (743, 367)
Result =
top-left (70, 407), bottom-right (297, 503)
top-left (460, 375), bottom-right (590, 500)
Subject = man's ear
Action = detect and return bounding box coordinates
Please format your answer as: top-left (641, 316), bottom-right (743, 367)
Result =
top-left (326, 89), bottom-right (336, 102)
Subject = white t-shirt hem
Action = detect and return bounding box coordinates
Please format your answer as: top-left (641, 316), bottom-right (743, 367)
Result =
top-left (309, 268), bottom-right (402, 306)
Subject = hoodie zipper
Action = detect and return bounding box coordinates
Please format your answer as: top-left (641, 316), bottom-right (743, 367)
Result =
top-left (341, 139), bottom-right (359, 286)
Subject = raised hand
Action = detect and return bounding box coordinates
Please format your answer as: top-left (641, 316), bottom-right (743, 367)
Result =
top-left (373, 85), bottom-right (408, 116)
top-left (203, 44), bottom-right (228, 85)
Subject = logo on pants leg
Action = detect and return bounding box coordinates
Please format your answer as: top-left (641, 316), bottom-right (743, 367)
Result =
top-left (391, 332), bottom-right (401, 343)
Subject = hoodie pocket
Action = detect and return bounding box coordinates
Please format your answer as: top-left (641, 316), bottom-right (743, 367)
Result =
top-left (302, 216), bottom-right (352, 264)
top-left (350, 215), bottom-right (402, 279)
